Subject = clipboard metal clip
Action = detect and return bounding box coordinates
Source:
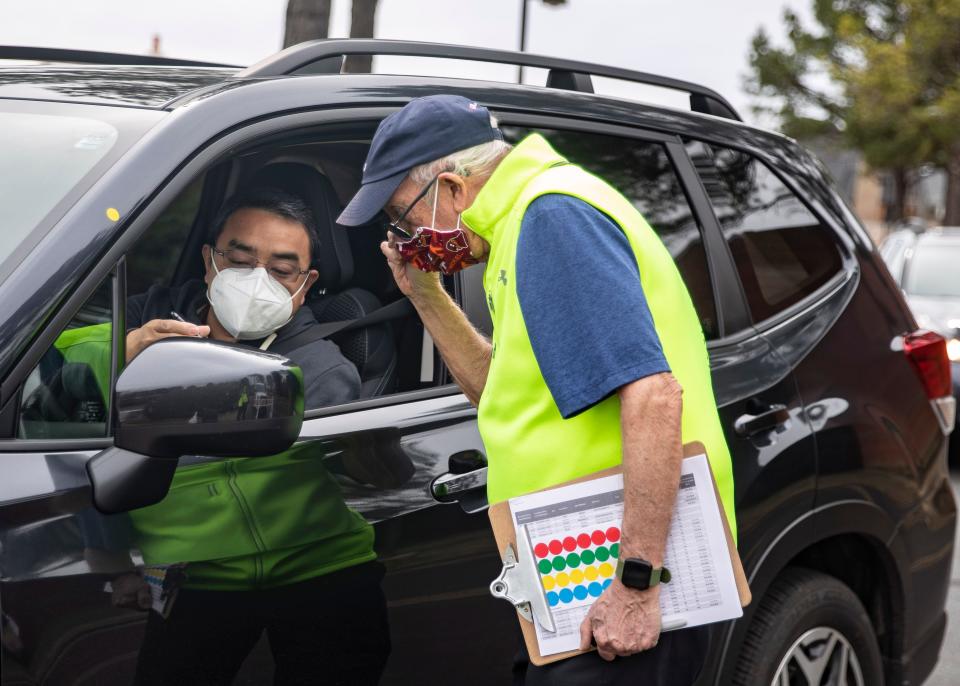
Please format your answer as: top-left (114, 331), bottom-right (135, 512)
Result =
top-left (489, 538), bottom-right (556, 633)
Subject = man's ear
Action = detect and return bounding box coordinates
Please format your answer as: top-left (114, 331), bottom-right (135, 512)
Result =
top-left (201, 245), bottom-right (214, 285)
top-left (439, 172), bottom-right (471, 214)
top-left (301, 270), bottom-right (320, 306)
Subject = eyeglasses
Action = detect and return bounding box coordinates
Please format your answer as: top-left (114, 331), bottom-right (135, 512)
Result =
top-left (211, 246), bottom-right (308, 285)
top-left (385, 173), bottom-right (441, 239)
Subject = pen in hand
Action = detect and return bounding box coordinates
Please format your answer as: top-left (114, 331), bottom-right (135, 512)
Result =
top-left (170, 311), bottom-right (202, 337)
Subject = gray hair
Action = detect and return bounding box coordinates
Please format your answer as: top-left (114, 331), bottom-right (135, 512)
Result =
top-left (408, 115), bottom-right (513, 201)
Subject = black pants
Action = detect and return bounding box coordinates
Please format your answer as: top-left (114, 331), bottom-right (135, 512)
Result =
top-left (512, 625), bottom-right (710, 686)
top-left (133, 561), bottom-right (390, 686)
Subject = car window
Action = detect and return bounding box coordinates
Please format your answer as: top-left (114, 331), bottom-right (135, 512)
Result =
top-left (501, 126), bottom-right (719, 339)
top-left (903, 241), bottom-right (960, 298)
top-left (18, 274), bottom-right (114, 439)
top-left (686, 140), bottom-right (843, 323)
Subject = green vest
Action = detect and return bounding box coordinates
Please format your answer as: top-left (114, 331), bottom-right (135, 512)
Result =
top-left (462, 134), bottom-right (736, 539)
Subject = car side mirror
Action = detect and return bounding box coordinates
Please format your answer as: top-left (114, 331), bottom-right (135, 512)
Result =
top-left (87, 337), bottom-right (304, 513)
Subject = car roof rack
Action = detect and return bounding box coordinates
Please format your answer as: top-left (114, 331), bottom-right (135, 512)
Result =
top-left (237, 39), bottom-right (741, 122)
top-left (0, 45), bottom-right (239, 69)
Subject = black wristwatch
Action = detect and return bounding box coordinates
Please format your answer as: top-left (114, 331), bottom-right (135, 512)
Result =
top-left (615, 557), bottom-right (672, 591)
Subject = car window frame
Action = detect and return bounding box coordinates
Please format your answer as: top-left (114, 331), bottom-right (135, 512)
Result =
top-left (0, 105), bottom-right (474, 450)
top-left (681, 135), bottom-right (860, 339)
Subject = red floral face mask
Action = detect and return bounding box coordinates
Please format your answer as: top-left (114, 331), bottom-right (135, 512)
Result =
top-left (392, 177), bottom-right (478, 275)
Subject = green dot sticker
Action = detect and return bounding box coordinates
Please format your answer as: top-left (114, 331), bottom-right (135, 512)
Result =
top-left (552, 556), bottom-right (566, 572)
top-left (610, 543), bottom-right (619, 559)
top-left (566, 552), bottom-right (581, 568)
top-left (538, 559), bottom-right (552, 575)
top-left (595, 546), bottom-right (610, 562)
top-left (581, 549), bottom-right (595, 565)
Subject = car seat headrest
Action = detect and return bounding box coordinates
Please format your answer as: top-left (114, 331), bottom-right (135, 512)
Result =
top-left (248, 162), bottom-right (354, 291)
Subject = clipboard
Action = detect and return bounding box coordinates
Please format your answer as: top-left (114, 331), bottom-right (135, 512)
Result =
top-left (487, 441), bottom-right (751, 666)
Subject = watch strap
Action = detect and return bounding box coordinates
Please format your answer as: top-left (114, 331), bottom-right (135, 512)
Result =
top-left (615, 557), bottom-right (672, 588)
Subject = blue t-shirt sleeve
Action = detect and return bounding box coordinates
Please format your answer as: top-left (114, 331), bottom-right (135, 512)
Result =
top-left (516, 194), bottom-right (670, 419)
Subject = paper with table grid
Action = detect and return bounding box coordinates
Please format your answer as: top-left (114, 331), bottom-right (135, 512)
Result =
top-left (509, 453), bottom-right (743, 656)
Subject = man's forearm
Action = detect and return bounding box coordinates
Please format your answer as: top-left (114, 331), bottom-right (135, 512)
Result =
top-left (410, 287), bottom-right (491, 405)
top-left (618, 373), bottom-right (684, 566)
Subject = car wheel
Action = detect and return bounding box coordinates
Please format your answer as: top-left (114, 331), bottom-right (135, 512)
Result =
top-left (732, 567), bottom-right (884, 686)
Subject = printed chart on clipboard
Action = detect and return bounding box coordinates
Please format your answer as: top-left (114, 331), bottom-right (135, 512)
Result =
top-left (508, 453), bottom-right (743, 657)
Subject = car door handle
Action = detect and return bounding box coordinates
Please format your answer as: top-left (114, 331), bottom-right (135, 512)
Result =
top-left (431, 467), bottom-right (487, 502)
top-left (734, 404), bottom-right (790, 436)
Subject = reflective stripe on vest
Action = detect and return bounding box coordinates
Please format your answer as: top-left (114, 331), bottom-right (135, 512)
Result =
top-left (462, 134), bottom-right (736, 540)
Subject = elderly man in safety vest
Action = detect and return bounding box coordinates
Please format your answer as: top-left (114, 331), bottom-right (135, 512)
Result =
top-left (338, 94), bottom-right (735, 685)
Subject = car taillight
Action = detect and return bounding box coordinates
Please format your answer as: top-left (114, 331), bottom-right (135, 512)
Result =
top-left (903, 330), bottom-right (952, 399)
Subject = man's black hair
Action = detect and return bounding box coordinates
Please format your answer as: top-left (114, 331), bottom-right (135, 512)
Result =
top-left (208, 186), bottom-right (321, 267)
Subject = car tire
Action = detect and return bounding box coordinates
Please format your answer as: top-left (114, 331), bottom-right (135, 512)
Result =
top-left (731, 566), bottom-right (884, 686)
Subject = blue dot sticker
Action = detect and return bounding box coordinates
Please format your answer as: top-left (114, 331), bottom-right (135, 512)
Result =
top-left (602, 579), bottom-right (612, 590)
top-left (559, 588), bottom-right (574, 604)
top-left (573, 584), bottom-right (588, 600)
top-left (546, 591), bottom-right (559, 607)
top-left (588, 582), bottom-right (603, 598)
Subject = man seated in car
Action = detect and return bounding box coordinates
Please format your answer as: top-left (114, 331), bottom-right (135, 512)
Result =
top-left (113, 187), bottom-right (390, 686)
top-left (125, 185), bottom-right (360, 405)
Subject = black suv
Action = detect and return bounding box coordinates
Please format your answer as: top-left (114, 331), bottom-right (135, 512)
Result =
top-left (0, 40), bottom-right (954, 686)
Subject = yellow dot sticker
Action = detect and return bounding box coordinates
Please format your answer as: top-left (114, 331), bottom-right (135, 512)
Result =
top-left (555, 572), bottom-right (570, 587)
top-left (585, 566), bottom-right (599, 581)
top-left (106, 207), bottom-right (120, 222)
top-left (570, 569), bottom-right (584, 584)
top-left (542, 575), bottom-right (555, 591)
top-left (599, 562), bottom-right (615, 578)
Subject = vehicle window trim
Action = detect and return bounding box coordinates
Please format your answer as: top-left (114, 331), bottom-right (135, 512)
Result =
top-left (493, 111), bottom-right (747, 340)
top-left (681, 135), bottom-right (858, 336)
top-left (1, 105), bottom-right (477, 447)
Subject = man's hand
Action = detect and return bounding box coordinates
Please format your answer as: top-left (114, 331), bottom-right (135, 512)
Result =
top-left (382, 232), bottom-right (443, 301)
top-left (110, 572), bottom-right (152, 611)
top-left (125, 319), bottom-right (210, 362)
top-left (579, 580), bottom-right (661, 660)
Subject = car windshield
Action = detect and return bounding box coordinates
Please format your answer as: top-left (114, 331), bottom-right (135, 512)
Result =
top-left (904, 242), bottom-right (960, 297)
top-left (0, 102), bottom-right (161, 274)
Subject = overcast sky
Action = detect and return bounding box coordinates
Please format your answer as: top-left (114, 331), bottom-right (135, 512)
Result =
top-left (1, 0), bottom-right (809, 126)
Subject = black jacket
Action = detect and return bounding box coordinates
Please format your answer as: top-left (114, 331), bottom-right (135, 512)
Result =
top-left (127, 280), bottom-right (361, 410)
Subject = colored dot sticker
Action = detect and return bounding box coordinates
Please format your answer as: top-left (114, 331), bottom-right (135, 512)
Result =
top-left (581, 549), bottom-right (595, 565)
top-left (105, 207), bottom-right (120, 222)
top-left (559, 588), bottom-right (574, 604)
top-left (610, 543), bottom-right (620, 559)
top-left (549, 540), bottom-right (563, 555)
top-left (585, 566), bottom-right (599, 581)
top-left (563, 536), bottom-right (577, 552)
top-left (570, 569), bottom-right (584, 584)
top-left (542, 575), bottom-right (556, 591)
top-left (538, 559), bottom-right (553, 575)
top-left (595, 546), bottom-right (610, 562)
top-left (588, 582), bottom-right (603, 597)
top-left (555, 572), bottom-right (570, 587)
top-left (602, 579), bottom-right (612, 590)
top-left (577, 533), bottom-right (592, 549)
top-left (599, 562), bottom-right (615, 578)
top-left (573, 585), bottom-right (589, 601)
top-left (534, 543), bottom-right (549, 559)
top-left (606, 526), bottom-right (621, 543)
top-left (566, 552), bottom-right (581, 568)
top-left (552, 556), bottom-right (566, 572)
top-left (547, 591), bottom-right (559, 607)
top-left (591, 530), bottom-right (606, 546)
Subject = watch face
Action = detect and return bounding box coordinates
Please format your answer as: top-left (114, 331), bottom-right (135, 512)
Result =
top-left (621, 558), bottom-right (653, 590)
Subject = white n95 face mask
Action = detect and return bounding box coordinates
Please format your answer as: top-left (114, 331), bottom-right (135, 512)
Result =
top-left (207, 257), bottom-right (308, 340)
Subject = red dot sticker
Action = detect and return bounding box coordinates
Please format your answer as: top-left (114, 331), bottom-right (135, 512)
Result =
top-left (534, 543), bottom-right (549, 558)
top-left (577, 533), bottom-right (592, 549)
top-left (562, 536), bottom-right (577, 552)
top-left (606, 527), bottom-right (621, 543)
top-left (591, 530), bottom-right (606, 546)
top-left (549, 539), bottom-right (563, 555)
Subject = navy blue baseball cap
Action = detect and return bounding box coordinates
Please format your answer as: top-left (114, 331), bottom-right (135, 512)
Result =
top-left (337, 94), bottom-right (503, 226)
